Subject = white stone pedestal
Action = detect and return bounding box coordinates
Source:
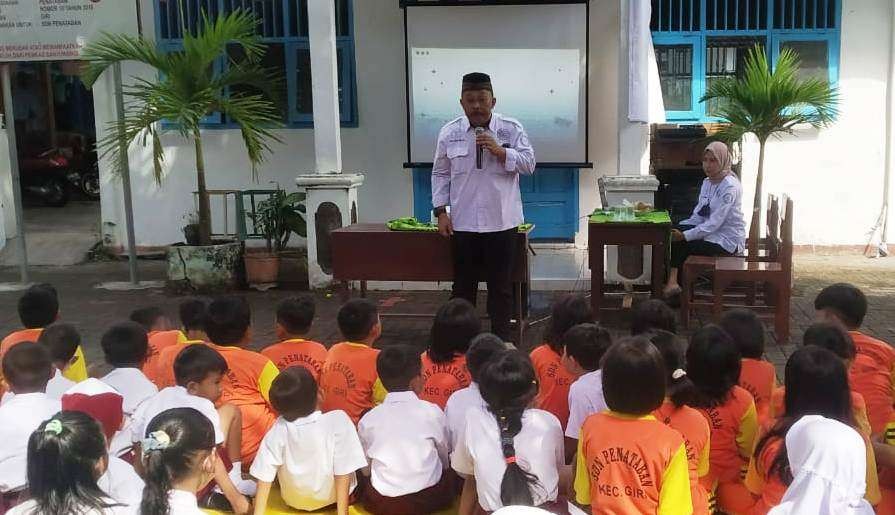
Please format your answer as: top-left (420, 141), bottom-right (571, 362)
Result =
top-left (295, 173), bottom-right (364, 288)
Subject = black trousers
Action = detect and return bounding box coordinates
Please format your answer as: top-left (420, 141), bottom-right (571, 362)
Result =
top-left (670, 225), bottom-right (733, 268)
top-left (451, 229), bottom-right (516, 342)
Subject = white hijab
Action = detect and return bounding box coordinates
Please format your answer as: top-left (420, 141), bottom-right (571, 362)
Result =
top-left (768, 415), bottom-right (874, 515)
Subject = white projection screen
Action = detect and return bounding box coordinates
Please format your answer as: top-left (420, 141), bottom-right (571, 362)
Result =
top-left (405, 4), bottom-right (589, 165)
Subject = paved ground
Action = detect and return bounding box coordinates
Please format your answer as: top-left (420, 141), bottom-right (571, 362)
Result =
top-left (0, 254), bottom-right (892, 379)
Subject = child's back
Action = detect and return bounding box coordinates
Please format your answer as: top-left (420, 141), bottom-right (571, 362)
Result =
top-left (320, 342), bottom-right (381, 423)
top-left (720, 309), bottom-right (776, 425)
top-left (739, 358), bottom-right (776, 423)
top-left (418, 298), bottom-right (479, 409)
top-left (262, 338), bottom-right (327, 378)
top-left (849, 331), bottom-right (895, 434)
top-left (419, 351), bottom-right (470, 409)
top-left (654, 401), bottom-right (711, 514)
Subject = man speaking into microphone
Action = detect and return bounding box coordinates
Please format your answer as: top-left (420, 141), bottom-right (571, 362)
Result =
top-left (431, 72), bottom-right (536, 341)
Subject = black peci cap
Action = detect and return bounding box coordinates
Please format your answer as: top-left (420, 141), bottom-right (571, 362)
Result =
top-left (462, 72), bottom-right (493, 93)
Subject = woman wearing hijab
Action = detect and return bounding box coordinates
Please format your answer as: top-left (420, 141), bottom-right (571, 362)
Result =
top-left (664, 141), bottom-right (747, 298)
top-left (769, 414), bottom-right (875, 515)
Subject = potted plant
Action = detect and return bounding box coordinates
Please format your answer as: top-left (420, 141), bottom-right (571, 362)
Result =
top-left (245, 190), bottom-right (307, 286)
top-left (701, 45), bottom-right (839, 256)
top-left (80, 9), bottom-right (283, 291)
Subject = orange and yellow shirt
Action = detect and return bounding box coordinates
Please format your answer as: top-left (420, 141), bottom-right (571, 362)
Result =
top-left (1, 328), bottom-right (87, 384)
top-left (530, 344), bottom-right (574, 429)
top-left (694, 386), bottom-right (758, 487)
top-left (739, 358), bottom-right (777, 425)
top-left (261, 338), bottom-right (328, 379)
top-left (142, 330), bottom-right (186, 380)
top-left (770, 387), bottom-right (872, 438)
top-left (654, 400), bottom-right (711, 514)
top-left (319, 342), bottom-right (386, 424)
top-left (574, 411), bottom-right (692, 515)
top-left (418, 352), bottom-right (470, 409)
top-left (848, 331), bottom-right (895, 435)
top-left (145, 339), bottom-right (203, 389)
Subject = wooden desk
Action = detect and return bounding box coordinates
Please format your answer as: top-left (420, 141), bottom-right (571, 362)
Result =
top-left (588, 215), bottom-right (671, 313)
top-left (331, 224), bottom-right (532, 342)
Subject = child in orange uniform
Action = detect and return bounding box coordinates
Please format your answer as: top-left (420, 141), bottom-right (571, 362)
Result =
top-left (649, 330), bottom-right (712, 515)
top-left (319, 299), bottom-right (386, 424)
top-left (149, 298), bottom-right (208, 389)
top-left (262, 296), bottom-right (327, 378)
top-left (529, 294), bottom-right (593, 430)
top-left (685, 325), bottom-right (758, 513)
top-left (203, 296), bottom-right (280, 465)
top-left (129, 306), bottom-right (186, 380)
top-left (574, 336), bottom-right (692, 514)
top-left (419, 298), bottom-right (480, 409)
top-left (720, 309), bottom-right (776, 425)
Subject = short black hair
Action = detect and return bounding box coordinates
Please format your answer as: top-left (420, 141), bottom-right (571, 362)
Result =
top-left (174, 345), bottom-right (228, 386)
top-left (376, 345), bottom-right (422, 392)
top-left (719, 309), bottom-right (766, 359)
top-left (546, 294), bottom-right (593, 353)
top-left (3, 343), bottom-right (52, 391)
top-left (686, 324), bottom-right (742, 408)
top-left (803, 322), bottom-right (856, 360)
top-left (205, 297), bottom-right (251, 346)
top-left (337, 299), bottom-right (379, 342)
top-left (814, 283), bottom-right (867, 329)
top-left (601, 337), bottom-right (666, 415)
top-left (179, 298), bottom-right (207, 333)
top-left (276, 296), bottom-right (316, 335)
top-left (466, 333), bottom-right (507, 383)
top-left (129, 307), bottom-right (166, 331)
top-left (36, 323), bottom-right (81, 365)
top-left (630, 299), bottom-right (677, 335)
top-left (18, 283), bottom-right (59, 328)
top-left (562, 323), bottom-right (613, 371)
top-left (269, 366), bottom-right (318, 422)
top-left (429, 298), bottom-right (481, 364)
top-left (100, 322), bottom-right (149, 368)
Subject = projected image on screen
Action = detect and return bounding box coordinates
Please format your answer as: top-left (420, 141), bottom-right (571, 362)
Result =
top-left (410, 48), bottom-right (581, 164)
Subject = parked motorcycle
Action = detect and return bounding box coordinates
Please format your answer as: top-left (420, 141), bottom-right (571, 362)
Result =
top-left (18, 148), bottom-right (71, 207)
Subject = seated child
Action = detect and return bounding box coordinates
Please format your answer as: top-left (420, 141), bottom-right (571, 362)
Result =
top-left (649, 330), bottom-right (712, 515)
top-left (262, 296), bottom-right (327, 378)
top-left (358, 345), bottom-right (453, 515)
top-left (0, 344), bottom-right (62, 506)
top-left (720, 309), bottom-right (777, 424)
top-left (148, 298), bottom-right (208, 389)
top-left (251, 366), bottom-right (367, 514)
top-left (529, 294), bottom-right (593, 430)
top-left (30, 323), bottom-right (80, 400)
top-left (1, 283), bottom-right (87, 384)
top-left (444, 333), bottom-right (507, 452)
top-left (139, 407), bottom-right (218, 515)
top-left (574, 336), bottom-right (691, 514)
top-left (685, 325), bottom-right (758, 513)
top-left (130, 306), bottom-right (186, 380)
top-left (203, 296), bottom-right (279, 465)
top-left (630, 299), bottom-right (678, 335)
top-left (61, 378), bottom-right (144, 507)
top-left (420, 298), bottom-right (480, 409)
top-left (320, 299), bottom-right (385, 424)
top-left (8, 411), bottom-right (128, 515)
top-left (815, 283), bottom-right (895, 436)
top-left (131, 344), bottom-right (253, 509)
top-left (562, 323), bottom-right (613, 461)
top-left (452, 351), bottom-right (566, 513)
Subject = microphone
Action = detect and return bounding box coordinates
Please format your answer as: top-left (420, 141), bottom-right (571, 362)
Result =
top-left (475, 127), bottom-right (485, 169)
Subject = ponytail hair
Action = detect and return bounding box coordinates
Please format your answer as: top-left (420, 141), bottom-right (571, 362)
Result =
top-left (140, 408), bottom-right (216, 515)
top-left (27, 411), bottom-right (115, 515)
top-left (647, 330), bottom-right (698, 408)
top-left (478, 350), bottom-right (541, 507)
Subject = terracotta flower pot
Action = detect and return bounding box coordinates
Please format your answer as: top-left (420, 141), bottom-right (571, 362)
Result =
top-left (244, 251), bottom-right (280, 286)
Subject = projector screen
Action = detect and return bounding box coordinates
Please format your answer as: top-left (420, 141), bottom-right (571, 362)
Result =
top-left (405, 4), bottom-right (589, 165)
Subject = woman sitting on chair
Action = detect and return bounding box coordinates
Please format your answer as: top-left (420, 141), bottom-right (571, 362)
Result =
top-left (664, 141), bottom-right (746, 298)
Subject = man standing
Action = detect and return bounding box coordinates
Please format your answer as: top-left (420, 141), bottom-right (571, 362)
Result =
top-left (431, 72), bottom-right (536, 342)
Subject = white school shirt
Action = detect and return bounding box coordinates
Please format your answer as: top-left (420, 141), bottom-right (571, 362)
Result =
top-left (98, 456), bottom-right (144, 507)
top-left (0, 393), bottom-right (61, 492)
top-left (444, 382), bottom-right (487, 452)
top-left (6, 498), bottom-right (135, 515)
top-left (129, 386), bottom-right (224, 446)
top-left (564, 370), bottom-right (607, 439)
top-left (451, 406), bottom-right (564, 512)
top-left (250, 410), bottom-right (367, 512)
top-left (680, 174), bottom-right (747, 254)
top-left (100, 368), bottom-right (158, 415)
top-left (166, 490), bottom-right (204, 515)
top-left (357, 391), bottom-right (449, 497)
top-left (0, 369), bottom-right (74, 405)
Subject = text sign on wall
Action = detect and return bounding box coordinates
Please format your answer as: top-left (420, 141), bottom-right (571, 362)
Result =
top-left (0, 0), bottom-right (137, 62)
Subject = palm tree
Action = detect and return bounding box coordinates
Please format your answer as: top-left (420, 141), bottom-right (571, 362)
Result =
top-left (81, 9), bottom-right (283, 246)
top-left (702, 45), bottom-right (839, 256)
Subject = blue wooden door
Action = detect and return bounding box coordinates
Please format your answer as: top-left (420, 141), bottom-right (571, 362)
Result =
top-left (412, 167), bottom-right (579, 242)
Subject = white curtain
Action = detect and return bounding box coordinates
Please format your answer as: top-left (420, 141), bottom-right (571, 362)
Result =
top-left (628, 0), bottom-right (666, 123)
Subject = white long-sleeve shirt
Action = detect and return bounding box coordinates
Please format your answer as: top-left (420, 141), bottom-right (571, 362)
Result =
top-left (681, 174), bottom-right (747, 254)
top-left (431, 113), bottom-right (536, 233)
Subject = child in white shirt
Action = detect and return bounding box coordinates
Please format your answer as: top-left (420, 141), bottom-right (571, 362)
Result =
top-left (561, 323), bottom-right (613, 461)
top-left (251, 366), bottom-right (367, 515)
top-left (358, 345), bottom-right (454, 515)
top-left (444, 333), bottom-right (507, 452)
top-left (0, 344), bottom-right (61, 503)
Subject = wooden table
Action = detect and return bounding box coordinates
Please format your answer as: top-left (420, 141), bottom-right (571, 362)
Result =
top-left (331, 223), bottom-right (533, 342)
top-left (588, 214), bottom-right (671, 313)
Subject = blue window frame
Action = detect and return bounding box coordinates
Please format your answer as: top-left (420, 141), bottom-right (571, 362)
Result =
top-left (651, 0), bottom-right (840, 121)
top-left (154, 0), bottom-right (358, 128)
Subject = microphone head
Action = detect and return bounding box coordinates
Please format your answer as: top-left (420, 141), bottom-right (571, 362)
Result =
top-left (475, 127), bottom-right (485, 135)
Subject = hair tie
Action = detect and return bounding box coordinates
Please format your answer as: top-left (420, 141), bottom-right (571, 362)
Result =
top-left (141, 430), bottom-right (171, 455)
top-left (505, 456), bottom-right (516, 464)
top-left (672, 369), bottom-right (687, 380)
top-left (44, 419), bottom-right (63, 436)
